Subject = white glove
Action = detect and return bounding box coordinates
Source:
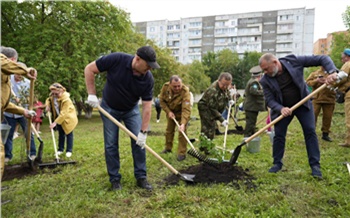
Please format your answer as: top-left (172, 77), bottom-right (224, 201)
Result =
top-left (86, 95), bottom-right (99, 108)
top-left (27, 110), bottom-right (37, 117)
top-left (221, 120), bottom-right (228, 127)
top-left (229, 88), bottom-right (236, 96)
top-left (229, 100), bottom-right (235, 106)
top-left (136, 132), bottom-right (147, 149)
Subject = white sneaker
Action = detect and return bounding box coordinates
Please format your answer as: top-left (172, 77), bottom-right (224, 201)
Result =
top-left (4, 157), bottom-right (11, 163)
top-left (56, 151), bottom-right (63, 156)
top-left (66, 152), bottom-right (72, 158)
top-left (157, 120), bottom-right (160, 123)
top-left (13, 132), bottom-right (19, 139)
top-left (30, 155), bottom-right (36, 160)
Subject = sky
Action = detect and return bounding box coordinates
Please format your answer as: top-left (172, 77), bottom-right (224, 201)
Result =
top-left (111, 0), bottom-right (349, 43)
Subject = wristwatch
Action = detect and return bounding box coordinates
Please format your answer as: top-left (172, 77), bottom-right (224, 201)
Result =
top-left (140, 130), bottom-right (148, 134)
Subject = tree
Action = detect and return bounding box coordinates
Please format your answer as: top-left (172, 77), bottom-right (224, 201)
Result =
top-left (182, 60), bottom-right (210, 94)
top-left (1, 1), bottom-right (147, 117)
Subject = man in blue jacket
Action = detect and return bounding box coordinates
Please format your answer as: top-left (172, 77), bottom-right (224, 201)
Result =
top-left (259, 53), bottom-right (338, 179)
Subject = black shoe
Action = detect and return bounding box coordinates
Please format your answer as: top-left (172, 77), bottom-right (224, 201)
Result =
top-left (136, 178), bottom-right (153, 190)
top-left (177, 154), bottom-right (186, 161)
top-left (215, 129), bottom-right (223, 135)
top-left (322, 133), bottom-right (332, 142)
top-left (189, 138), bottom-right (196, 143)
top-left (311, 165), bottom-right (323, 179)
top-left (268, 164), bottom-right (282, 173)
top-left (111, 180), bottom-right (122, 191)
top-left (160, 149), bottom-right (172, 154)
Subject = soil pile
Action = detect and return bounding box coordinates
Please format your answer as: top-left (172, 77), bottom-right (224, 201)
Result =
top-left (164, 162), bottom-right (256, 189)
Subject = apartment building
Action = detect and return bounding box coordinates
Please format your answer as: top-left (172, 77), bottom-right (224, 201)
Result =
top-left (313, 31), bottom-right (348, 55)
top-left (134, 7), bottom-right (315, 64)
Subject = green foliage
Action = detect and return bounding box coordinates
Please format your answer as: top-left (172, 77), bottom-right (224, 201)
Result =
top-left (342, 6), bottom-right (350, 29)
top-left (181, 60), bottom-right (211, 94)
top-left (1, 1), bottom-right (142, 102)
top-left (330, 32), bottom-right (350, 68)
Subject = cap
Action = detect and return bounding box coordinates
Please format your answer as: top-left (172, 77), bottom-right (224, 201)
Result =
top-left (136, 46), bottom-right (160, 69)
top-left (249, 65), bottom-right (262, 75)
top-left (49, 82), bottom-right (66, 91)
top-left (344, 48), bottom-right (350, 57)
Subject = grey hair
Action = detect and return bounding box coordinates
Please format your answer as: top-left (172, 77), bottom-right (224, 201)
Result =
top-left (258, 53), bottom-right (276, 65)
top-left (0, 46), bottom-right (18, 60)
top-left (170, 75), bottom-right (182, 83)
top-left (218, 72), bottom-right (232, 81)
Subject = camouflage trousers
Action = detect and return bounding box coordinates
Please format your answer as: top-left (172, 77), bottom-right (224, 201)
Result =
top-left (313, 102), bottom-right (335, 133)
top-left (199, 110), bottom-right (216, 140)
top-left (164, 116), bottom-right (187, 155)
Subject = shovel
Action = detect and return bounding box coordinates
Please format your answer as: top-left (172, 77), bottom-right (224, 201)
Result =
top-left (38, 112), bottom-right (76, 169)
top-left (172, 118), bottom-right (217, 165)
top-left (230, 113), bottom-right (243, 131)
top-left (229, 83), bottom-right (330, 165)
top-left (31, 123), bottom-right (44, 163)
top-left (26, 79), bottom-right (35, 169)
top-left (98, 106), bottom-right (195, 183)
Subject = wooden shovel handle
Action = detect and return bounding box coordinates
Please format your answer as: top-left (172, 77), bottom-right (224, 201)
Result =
top-left (223, 103), bottom-right (232, 150)
top-left (98, 106), bottom-right (180, 175)
top-left (172, 117), bottom-right (196, 150)
top-left (243, 83), bottom-right (327, 144)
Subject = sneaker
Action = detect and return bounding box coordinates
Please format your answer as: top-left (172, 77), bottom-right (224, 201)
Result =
top-left (160, 149), bottom-right (172, 154)
top-left (4, 157), bottom-right (11, 163)
top-left (13, 132), bottom-right (19, 139)
top-left (38, 131), bottom-right (42, 134)
top-left (30, 155), bottom-right (36, 160)
top-left (268, 164), bottom-right (282, 173)
top-left (156, 119), bottom-right (160, 123)
top-left (136, 178), bottom-right (153, 190)
top-left (177, 154), bottom-right (186, 161)
top-left (56, 151), bottom-right (63, 156)
top-left (339, 143), bottom-right (350, 148)
top-left (311, 165), bottom-right (323, 179)
top-left (66, 152), bottom-right (72, 157)
top-left (321, 133), bottom-right (332, 142)
top-left (111, 180), bottom-right (122, 191)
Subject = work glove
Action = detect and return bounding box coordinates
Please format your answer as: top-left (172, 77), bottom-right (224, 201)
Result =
top-left (229, 100), bottom-right (235, 106)
top-left (86, 95), bottom-right (99, 108)
top-left (221, 120), bottom-right (228, 127)
top-left (229, 88), bottom-right (236, 96)
top-left (136, 132), bottom-right (147, 149)
top-left (26, 110), bottom-right (37, 117)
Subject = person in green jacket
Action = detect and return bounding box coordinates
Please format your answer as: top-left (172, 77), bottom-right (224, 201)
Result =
top-left (243, 65), bottom-right (266, 137)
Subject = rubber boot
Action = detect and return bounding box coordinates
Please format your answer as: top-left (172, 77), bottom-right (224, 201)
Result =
top-left (322, 132), bottom-right (332, 142)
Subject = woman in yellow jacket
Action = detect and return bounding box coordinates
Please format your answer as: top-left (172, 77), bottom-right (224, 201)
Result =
top-left (46, 83), bottom-right (78, 157)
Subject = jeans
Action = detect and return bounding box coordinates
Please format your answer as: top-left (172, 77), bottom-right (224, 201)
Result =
top-left (56, 124), bottom-right (74, 152)
top-left (272, 105), bottom-right (320, 167)
top-left (100, 100), bottom-right (146, 183)
top-left (3, 116), bottom-right (36, 159)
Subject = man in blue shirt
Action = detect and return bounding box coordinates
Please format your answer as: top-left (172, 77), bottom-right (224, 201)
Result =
top-left (84, 46), bottom-right (160, 191)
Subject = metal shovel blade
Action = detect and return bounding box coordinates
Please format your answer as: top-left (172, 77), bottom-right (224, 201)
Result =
top-left (178, 173), bottom-right (196, 183)
top-left (229, 144), bottom-right (243, 165)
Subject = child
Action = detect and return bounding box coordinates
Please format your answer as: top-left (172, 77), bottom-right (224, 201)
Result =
top-left (33, 95), bottom-right (45, 133)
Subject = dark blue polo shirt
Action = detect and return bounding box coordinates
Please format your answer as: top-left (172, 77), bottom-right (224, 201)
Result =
top-left (96, 52), bottom-right (154, 111)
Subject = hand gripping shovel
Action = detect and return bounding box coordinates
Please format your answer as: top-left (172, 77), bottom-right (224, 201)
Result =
top-left (31, 123), bottom-right (44, 163)
top-left (172, 117), bottom-right (217, 165)
top-left (230, 83), bottom-right (334, 165)
top-left (98, 106), bottom-right (195, 183)
top-left (38, 112), bottom-right (76, 169)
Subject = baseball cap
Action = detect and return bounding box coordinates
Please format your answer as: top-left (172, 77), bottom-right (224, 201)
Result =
top-left (249, 65), bottom-right (262, 75)
top-left (344, 48), bottom-right (350, 56)
top-left (136, 46), bottom-right (160, 69)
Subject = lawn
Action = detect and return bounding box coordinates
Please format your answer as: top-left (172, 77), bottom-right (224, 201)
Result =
top-left (1, 103), bottom-right (349, 217)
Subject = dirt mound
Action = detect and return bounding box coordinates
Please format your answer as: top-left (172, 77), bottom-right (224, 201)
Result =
top-left (164, 162), bottom-right (256, 189)
top-left (2, 164), bottom-right (40, 181)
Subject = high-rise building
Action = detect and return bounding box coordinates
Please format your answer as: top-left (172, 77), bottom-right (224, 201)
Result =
top-left (134, 7), bottom-right (315, 64)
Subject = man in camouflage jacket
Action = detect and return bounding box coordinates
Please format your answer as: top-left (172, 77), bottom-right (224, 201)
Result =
top-left (198, 72), bottom-right (232, 140)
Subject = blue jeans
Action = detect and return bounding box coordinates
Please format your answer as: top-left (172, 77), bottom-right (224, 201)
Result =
top-left (272, 105), bottom-right (320, 167)
top-left (100, 100), bottom-right (146, 183)
top-left (56, 124), bottom-right (74, 152)
top-left (3, 116), bottom-right (36, 159)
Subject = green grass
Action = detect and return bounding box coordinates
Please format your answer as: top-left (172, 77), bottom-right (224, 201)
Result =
top-left (2, 104), bottom-right (350, 218)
